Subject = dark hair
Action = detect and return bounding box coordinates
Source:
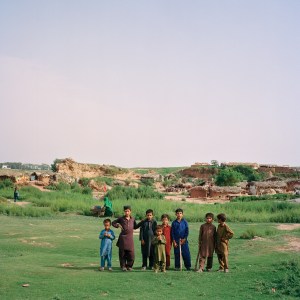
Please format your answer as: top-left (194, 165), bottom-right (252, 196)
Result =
top-left (175, 208), bottom-right (183, 213)
top-left (123, 205), bottom-right (131, 211)
top-left (161, 214), bottom-right (170, 220)
top-left (146, 209), bottom-right (153, 215)
top-left (205, 212), bottom-right (214, 219)
top-left (217, 213), bottom-right (226, 222)
top-left (156, 225), bottom-right (163, 231)
top-left (103, 218), bottom-right (111, 225)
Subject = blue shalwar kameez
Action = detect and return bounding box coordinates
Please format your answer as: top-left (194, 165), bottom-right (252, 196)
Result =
top-left (99, 229), bottom-right (115, 268)
top-left (171, 218), bottom-right (191, 269)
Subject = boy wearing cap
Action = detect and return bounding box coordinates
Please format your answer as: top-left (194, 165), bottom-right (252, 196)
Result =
top-left (112, 206), bottom-right (142, 271)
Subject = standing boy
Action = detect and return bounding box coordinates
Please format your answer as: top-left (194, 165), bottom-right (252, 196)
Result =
top-left (139, 209), bottom-right (157, 270)
top-left (215, 213), bottom-right (234, 273)
top-left (196, 212), bottom-right (216, 272)
top-left (161, 214), bottom-right (172, 270)
top-left (152, 225), bottom-right (166, 273)
top-left (171, 208), bottom-right (191, 270)
top-left (99, 219), bottom-right (115, 271)
top-left (112, 206), bottom-right (141, 271)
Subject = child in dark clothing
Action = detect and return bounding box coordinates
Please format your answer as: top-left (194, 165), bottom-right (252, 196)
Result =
top-left (139, 209), bottom-right (157, 270)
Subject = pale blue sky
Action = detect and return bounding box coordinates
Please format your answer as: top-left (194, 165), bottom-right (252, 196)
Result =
top-left (0, 1), bottom-right (299, 167)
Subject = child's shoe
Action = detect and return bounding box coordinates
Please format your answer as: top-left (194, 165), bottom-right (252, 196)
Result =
top-left (99, 267), bottom-right (104, 271)
top-left (224, 269), bottom-right (229, 273)
top-left (122, 267), bottom-right (127, 272)
top-left (108, 268), bottom-right (113, 272)
top-left (141, 267), bottom-right (146, 271)
top-left (206, 268), bottom-right (212, 272)
top-left (196, 268), bottom-right (203, 273)
top-left (127, 267), bottom-right (133, 271)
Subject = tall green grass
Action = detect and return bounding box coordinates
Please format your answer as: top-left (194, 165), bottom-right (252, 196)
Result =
top-left (0, 187), bottom-right (300, 222)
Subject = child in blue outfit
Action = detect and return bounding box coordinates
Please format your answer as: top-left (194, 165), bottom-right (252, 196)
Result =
top-left (171, 208), bottom-right (191, 270)
top-left (99, 218), bottom-right (115, 271)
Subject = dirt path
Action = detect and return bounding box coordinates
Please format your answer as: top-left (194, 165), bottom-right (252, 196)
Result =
top-left (277, 224), bottom-right (300, 231)
top-left (165, 195), bottom-right (229, 204)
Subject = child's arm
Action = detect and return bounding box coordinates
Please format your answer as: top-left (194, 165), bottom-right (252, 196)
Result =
top-left (139, 223), bottom-right (145, 245)
top-left (99, 230), bottom-right (105, 240)
top-left (171, 223), bottom-right (177, 248)
top-left (181, 220), bottom-right (189, 245)
top-left (151, 236), bottom-right (158, 245)
top-left (198, 225), bottom-right (203, 248)
top-left (160, 235), bottom-right (166, 245)
top-left (112, 218), bottom-right (123, 231)
top-left (109, 230), bottom-right (116, 240)
top-left (224, 225), bottom-right (234, 240)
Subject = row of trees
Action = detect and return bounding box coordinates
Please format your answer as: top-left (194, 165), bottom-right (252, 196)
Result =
top-left (0, 162), bottom-right (50, 170)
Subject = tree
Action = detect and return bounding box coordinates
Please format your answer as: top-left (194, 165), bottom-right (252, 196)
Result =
top-left (215, 168), bottom-right (244, 186)
top-left (232, 165), bottom-right (262, 182)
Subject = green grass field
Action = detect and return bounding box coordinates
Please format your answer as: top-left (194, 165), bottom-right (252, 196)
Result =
top-left (1, 215), bottom-right (299, 300)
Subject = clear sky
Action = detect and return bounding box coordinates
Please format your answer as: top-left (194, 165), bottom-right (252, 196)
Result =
top-left (0, 0), bottom-right (299, 167)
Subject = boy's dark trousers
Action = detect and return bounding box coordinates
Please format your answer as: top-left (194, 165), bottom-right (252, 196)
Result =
top-left (199, 256), bottom-right (213, 270)
top-left (119, 249), bottom-right (134, 268)
top-left (141, 244), bottom-right (154, 268)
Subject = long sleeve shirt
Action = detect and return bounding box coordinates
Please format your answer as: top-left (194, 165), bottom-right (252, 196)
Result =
top-left (171, 218), bottom-right (189, 244)
top-left (99, 229), bottom-right (115, 256)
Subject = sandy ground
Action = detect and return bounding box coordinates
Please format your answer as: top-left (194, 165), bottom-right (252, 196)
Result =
top-left (277, 224), bottom-right (300, 230)
top-left (165, 195), bottom-right (229, 204)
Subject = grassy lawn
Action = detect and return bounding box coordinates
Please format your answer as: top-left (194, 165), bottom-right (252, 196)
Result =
top-left (0, 215), bottom-right (299, 299)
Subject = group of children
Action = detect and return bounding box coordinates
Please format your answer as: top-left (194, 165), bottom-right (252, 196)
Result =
top-left (98, 206), bottom-right (234, 273)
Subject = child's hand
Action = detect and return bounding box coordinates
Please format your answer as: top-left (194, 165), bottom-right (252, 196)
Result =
top-left (157, 236), bottom-right (161, 241)
top-left (180, 239), bottom-right (186, 245)
top-left (117, 224), bottom-right (123, 231)
top-left (221, 238), bottom-right (226, 242)
top-left (173, 241), bottom-right (178, 248)
top-left (141, 240), bottom-right (145, 246)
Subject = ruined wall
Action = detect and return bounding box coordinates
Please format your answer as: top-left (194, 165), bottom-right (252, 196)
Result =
top-left (181, 167), bottom-right (218, 180)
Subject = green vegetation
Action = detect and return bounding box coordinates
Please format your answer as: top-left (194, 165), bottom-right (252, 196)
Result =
top-left (215, 168), bottom-right (244, 186)
top-left (105, 186), bottom-right (164, 202)
top-left (0, 216), bottom-right (299, 300)
top-left (232, 165), bottom-right (263, 181)
top-left (131, 167), bottom-right (186, 176)
top-left (1, 186), bottom-right (300, 222)
top-left (232, 193), bottom-right (298, 202)
top-left (0, 179), bottom-right (14, 189)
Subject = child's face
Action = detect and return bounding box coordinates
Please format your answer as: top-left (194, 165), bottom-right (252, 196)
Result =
top-left (104, 222), bottom-right (110, 230)
top-left (206, 217), bottom-right (213, 224)
top-left (146, 212), bottom-right (153, 220)
top-left (162, 217), bottom-right (169, 225)
top-left (218, 218), bottom-right (224, 225)
top-left (156, 229), bottom-right (163, 236)
top-left (176, 211), bottom-right (183, 220)
top-left (124, 209), bottom-right (131, 217)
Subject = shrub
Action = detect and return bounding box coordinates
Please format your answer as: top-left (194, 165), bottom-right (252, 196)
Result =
top-left (82, 186), bottom-right (92, 195)
top-left (79, 178), bottom-right (90, 187)
top-left (106, 186), bottom-right (164, 200)
top-left (240, 228), bottom-right (261, 239)
top-left (232, 165), bottom-right (263, 181)
top-left (0, 179), bottom-right (14, 189)
top-left (215, 168), bottom-right (244, 186)
top-left (93, 176), bottom-right (113, 186)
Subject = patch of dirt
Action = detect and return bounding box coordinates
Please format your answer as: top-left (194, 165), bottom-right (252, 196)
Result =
top-left (69, 235), bottom-right (82, 239)
top-left (277, 236), bottom-right (300, 252)
top-left (277, 224), bottom-right (300, 231)
top-left (252, 236), bottom-right (265, 241)
top-left (61, 263), bottom-right (74, 268)
top-left (14, 201), bottom-right (31, 207)
top-left (165, 195), bottom-right (229, 204)
top-left (20, 238), bottom-right (54, 248)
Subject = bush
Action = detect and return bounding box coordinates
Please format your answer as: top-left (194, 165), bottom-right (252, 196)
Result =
top-left (240, 228), bottom-right (261, 239)
top-left (93, 176), bottom-right (113, 186)
top-left (79, 178), bottom-right (90, 187)
top-left (232, 165), bottom-right (263, 181)
top-left (215, 168), bottom-right (244, 186)
top-left (82, 186), bottom-right (92, 195)
top-left (106, 186), bottom-right (164, 200)
top-left (0, 179), bottom-right (14, 189)
top-left (272, 261), bottom-right (300, 297)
